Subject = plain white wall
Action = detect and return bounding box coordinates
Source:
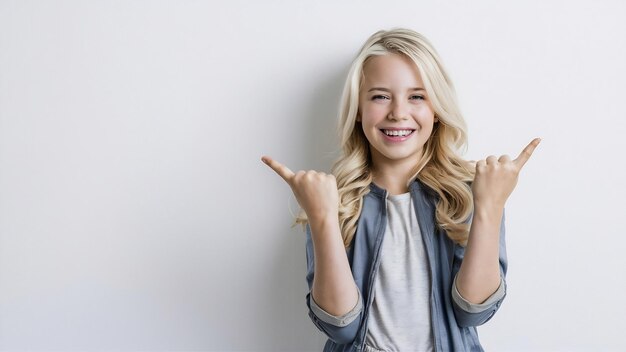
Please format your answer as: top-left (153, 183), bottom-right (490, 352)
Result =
top-left (1, 0), bottom-right (625, 351)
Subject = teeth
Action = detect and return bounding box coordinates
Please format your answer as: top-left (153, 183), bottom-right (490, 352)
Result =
top-left (383, 129), bottom-right (413, 137)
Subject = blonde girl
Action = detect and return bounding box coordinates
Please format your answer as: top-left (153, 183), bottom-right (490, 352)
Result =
top-left (262, 28), bottom-right (540, 352)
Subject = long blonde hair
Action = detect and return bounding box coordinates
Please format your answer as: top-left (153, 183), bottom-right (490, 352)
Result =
top-left (299, 28), bottom-right (475, 247)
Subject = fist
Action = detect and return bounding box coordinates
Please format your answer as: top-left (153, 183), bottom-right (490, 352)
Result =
top-left (261, 156), bottom-right (339, 222)
top-left (471, 138), bottom-right (541, 210)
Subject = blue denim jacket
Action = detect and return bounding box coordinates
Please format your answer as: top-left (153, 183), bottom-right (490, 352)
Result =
top-left (304, 180), bottom-right (507, 352)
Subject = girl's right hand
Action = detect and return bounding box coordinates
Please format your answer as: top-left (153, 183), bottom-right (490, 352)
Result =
top-left (261, 156), bottom-right (339, 223)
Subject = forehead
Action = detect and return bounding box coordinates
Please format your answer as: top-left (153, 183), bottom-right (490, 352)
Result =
top-left (362, 53), bottom-right (424, 87)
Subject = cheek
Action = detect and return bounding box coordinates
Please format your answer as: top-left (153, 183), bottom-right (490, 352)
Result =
top-left (414, 103), bottom-right (434, 115)
top-left (359, 109), bottom-right (378, 126)
top-left (361, 107), bottom-right (387, 126)
top-left (360, 120), bottom-right (377, 136)
top-left (414, 106), bottom-right (435, 123)
top-left (359, 117), bottom-right (380, 140)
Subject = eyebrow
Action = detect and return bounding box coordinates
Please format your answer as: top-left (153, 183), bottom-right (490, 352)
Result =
top-left (367, 87), bottom-right (425, 92)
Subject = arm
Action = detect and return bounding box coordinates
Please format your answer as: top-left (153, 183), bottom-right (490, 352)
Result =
top-left (455, 205), bottom-right (505, 304)
top-left (451, 210), bottom-right (507, 327)
top-left (304, 223), bottom-right (362, 344)
top-left (309, 216), bottom-right (360, 318)
top-left (452, 138), bottom-right (540, 326)
top-left (261, 156), bottom-right (361, 343)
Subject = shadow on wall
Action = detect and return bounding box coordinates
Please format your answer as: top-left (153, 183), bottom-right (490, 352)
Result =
top-left (261, 63), bottom-right (349, 350)
top-left (301, 64), bottom-right (349, 172)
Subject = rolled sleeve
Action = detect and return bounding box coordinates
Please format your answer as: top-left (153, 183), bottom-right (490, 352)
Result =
top-left (309, 288), bottom-right (363, 327)
top-left (452, 274), bottom-right (506, 314)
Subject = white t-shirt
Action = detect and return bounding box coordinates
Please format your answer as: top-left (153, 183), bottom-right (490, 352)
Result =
top-left (365, 192), bottom-right (434, 352)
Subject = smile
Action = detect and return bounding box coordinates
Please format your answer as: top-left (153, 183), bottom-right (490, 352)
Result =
top-left (380, 129), bottom-right (415, 137)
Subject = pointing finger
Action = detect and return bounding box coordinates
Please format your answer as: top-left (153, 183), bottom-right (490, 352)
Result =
top-left (261, 156), bottom-right (295, 182)
top-left (513, 138), bottom-right (541, 169)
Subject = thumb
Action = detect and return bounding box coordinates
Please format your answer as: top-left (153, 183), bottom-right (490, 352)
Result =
top-left (261, 156), bottom-right (295, 183)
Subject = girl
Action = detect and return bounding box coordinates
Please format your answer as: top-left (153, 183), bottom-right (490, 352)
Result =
top-left (262, 28), bottom-right (540, 352)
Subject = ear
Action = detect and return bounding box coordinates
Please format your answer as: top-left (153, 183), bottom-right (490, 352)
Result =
top-left (356, 113), bottom-right (361, 122)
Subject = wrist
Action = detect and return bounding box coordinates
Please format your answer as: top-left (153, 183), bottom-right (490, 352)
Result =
top-left (472, 202), bottom-right (504, 222)
top-left (309, 212), bottom-right (340, 232)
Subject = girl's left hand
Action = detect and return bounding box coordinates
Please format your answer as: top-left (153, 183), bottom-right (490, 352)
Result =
top-left (471, 138), bottom-right (541, 211)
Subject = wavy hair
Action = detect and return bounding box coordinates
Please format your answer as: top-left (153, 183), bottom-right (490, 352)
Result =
top-left (298, 28), bottom-right (475, 247)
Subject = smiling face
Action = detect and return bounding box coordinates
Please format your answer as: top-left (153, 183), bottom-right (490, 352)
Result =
top-left (358, 52), bottom-right (436, 174)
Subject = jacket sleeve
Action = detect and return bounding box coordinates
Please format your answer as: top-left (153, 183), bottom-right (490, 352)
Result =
top-left (451, 210), bottom-right (508, 327)
top-left (304, 224), bottom-right (363, 344)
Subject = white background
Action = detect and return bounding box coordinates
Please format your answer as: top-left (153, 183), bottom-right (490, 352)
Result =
top-left (1, 1), bottom-right (625, 351)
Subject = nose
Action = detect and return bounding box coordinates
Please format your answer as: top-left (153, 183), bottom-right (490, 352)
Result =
top-left (388, 99), bottom-right (409, 121)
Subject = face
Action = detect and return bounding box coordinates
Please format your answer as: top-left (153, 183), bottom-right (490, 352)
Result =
top-left (358, 53), bottom-right (436, 172)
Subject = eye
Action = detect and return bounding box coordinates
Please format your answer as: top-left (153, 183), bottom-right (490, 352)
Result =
top-left (372, 95), bottom-right (390, 101)
top-left (410, 95), bottom-right (425, 100)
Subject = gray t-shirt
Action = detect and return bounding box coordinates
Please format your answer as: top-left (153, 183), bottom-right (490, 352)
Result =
top-left (365, 192), bottom-right (434, 352)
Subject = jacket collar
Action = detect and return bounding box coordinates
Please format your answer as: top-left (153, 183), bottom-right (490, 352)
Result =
top-left (368, 179), bottom-right (437, 200)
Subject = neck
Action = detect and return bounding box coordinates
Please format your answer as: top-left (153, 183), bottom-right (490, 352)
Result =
top-left (372, 160), bottom-right (419, 196)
